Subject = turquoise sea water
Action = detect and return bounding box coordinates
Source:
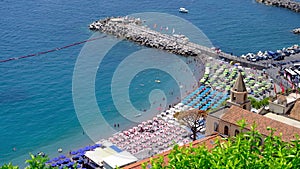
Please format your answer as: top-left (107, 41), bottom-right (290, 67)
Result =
top-left (0, 0), bottom-right (300, 166)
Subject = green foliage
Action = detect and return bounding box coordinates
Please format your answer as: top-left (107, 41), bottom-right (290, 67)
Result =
top-left (25, 154), bottom-right (49, 169)
top-left (248, 97), bottom-right (269, 109)
top-left (0, 153), bottom-right (79, 169)
top-left (0, 163), bottom-right (19, 169)
top-left (144, 123), bottom-right (300, 169)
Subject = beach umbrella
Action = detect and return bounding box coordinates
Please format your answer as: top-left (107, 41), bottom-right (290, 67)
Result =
top-left (51, 163), bottom-right (57, 167)
top-left (72, 156), bottom-right (80, 160)
top-left (59, 155), bottom-right (66, 159)
top-left (133, 126), bottom-right (138, 131)
top-left (129, 129), bottom-right (134, 133)
top-left (77, 160), bottom-right (83, 164)
top-left (124, 130), bottom-right (130, 135)
top-left (113, 135), bottom-right (119, 140)
top-left (67, 162), bottom-right (75, 168)
top-left (62, 158), bottom-right (70, 164)
top-left (151, 138), bottom-right (157, 143)
top-left (142, 121), bottom-right (147, 125)
top-left (53, 157), bottom-right (60, 162)
top-left (57, 160), bottom-right (63, 165)
top-left (70, 151), bottom-right (77, 155)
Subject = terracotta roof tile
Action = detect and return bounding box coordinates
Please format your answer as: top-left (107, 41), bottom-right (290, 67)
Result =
top-left (221, 106), bottom-right (300, 142)
top-left (122, 134), bottom-right (221, 169)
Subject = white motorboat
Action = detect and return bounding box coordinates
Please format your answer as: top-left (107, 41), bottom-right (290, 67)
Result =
top-left (179, 7), bottom-right (188, 13)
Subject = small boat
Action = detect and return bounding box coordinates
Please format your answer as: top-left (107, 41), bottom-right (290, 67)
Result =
top-left (155, 79), bottom-right (161, 83)
top-left (179, 7), bottom-right (189, 13)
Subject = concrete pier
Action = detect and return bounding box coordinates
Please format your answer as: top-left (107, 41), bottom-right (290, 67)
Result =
top-left (89, 17), bottom-right (267, 70)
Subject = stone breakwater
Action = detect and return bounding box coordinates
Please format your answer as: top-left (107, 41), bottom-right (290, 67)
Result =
top-left (89, 17), bottom-right (268, 70)
top-left (256, 0), bottom-right (300, 12)
top-left (293, 28), bottom-right (300, 34)
top-left (89, 17), bottom-right (202, 57)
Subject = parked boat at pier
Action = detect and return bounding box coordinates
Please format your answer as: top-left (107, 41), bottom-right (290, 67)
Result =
top-left (239, 44), bottom-right (300, 62)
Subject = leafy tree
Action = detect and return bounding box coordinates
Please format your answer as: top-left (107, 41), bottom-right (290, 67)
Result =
top-left (145, 120), bottom-right (300, 168)
top-left (248, 97), bottom-right (269, 109)
top-left (174, 109), bottom-right (207, 141)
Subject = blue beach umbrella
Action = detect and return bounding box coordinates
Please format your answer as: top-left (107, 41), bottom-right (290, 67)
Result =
top-left (57, 160), bottom-right (63, 166)
top-left (77, 148), bottom-right (85, 153)
top-left (95, 143), bottom-right (102, 147)
top-left (51, 163), bottom-right (57, 167)
top-left (84, 146), bottom-right (90, 151)
top-left (62, 158), bottom-right (70, 164)
top-left (72, 155), bottom-right (80, 160)
top-left (91, 145), bottom-right (98, 149)
top-left (67, 162), bottom-right (75, 168)
top-left (59, 154), bottom-right (66, 159)
top-left (70, 151), bottom-right (77, 155)
top-left (53, 157), bottom-right (60, 162)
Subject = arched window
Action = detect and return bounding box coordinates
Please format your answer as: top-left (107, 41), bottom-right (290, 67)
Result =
top-left (224, 125), bottom-right (229, 135)
top-left (232, 95), bottom-right (236, 101)
top-left (235, 129), bottom-right (240, 136)
top-left (243, 105), bottom-right (246, 109)
top-left (214, 122), bottom-right (219, 132)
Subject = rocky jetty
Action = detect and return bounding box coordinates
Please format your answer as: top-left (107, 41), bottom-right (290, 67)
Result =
top-left (293, 28), bottom-right (300, 34)
top-left (89, 16), bottom-right (268, 70)
top-left (89, 17), bottom-right (201, 57)
top-left (256, 0), bottom-right (300, 12)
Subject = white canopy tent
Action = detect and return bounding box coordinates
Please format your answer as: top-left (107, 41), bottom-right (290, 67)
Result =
top-left (103, 151), bottom-right (138, 169)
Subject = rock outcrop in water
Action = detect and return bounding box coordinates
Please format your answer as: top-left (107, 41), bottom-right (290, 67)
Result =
top-left (256, 0), bottom-right (300, 12)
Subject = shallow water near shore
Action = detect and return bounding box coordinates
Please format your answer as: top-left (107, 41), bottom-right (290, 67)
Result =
top-left (0, 0), bottom-right (300, 166)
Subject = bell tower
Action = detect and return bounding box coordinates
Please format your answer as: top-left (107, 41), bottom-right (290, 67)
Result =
top-left (226, 72), bottom-right (251, 110)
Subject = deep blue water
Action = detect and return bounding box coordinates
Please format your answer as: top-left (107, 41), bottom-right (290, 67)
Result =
top-left (0, 0), bottom-right (299, 166)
